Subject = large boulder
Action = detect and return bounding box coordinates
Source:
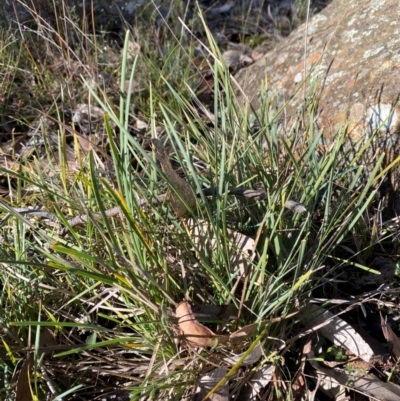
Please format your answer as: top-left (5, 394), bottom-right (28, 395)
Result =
top-left (235, 0), bottom-right (400, 153)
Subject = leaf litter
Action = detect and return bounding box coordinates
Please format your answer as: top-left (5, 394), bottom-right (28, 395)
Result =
top-left (5, 124), bottom-right (400, 400)
top-left (5, 127), bottom-right (399, 399)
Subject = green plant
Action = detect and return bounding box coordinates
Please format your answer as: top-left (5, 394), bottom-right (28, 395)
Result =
top-left (0, 4), bottom-right (398, 400)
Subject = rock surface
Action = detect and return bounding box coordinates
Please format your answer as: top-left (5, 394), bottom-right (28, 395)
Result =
top-left (235, 0), bottom-right (400, 152)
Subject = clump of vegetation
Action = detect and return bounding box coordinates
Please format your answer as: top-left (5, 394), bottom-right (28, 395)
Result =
top-left (1, 1), bottom-right (400, 400)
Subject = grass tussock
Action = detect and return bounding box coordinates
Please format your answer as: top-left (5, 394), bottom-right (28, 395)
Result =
top-left (1, 2), bottom-right (400, 400)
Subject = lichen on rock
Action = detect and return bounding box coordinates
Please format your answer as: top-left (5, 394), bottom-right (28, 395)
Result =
top-left (235, 0), bottom-right (400, 155)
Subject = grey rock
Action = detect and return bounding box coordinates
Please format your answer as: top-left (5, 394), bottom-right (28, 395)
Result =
top-left (235, 0), bottom-right (400, 156)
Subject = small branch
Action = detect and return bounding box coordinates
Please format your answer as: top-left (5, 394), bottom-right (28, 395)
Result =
top-left (0, 208), bottom-right (59, 226)
top-left (202, 187), bottom-right (267, 200)
top-left (0, 188), bottom-right (307, 237)
top-left (58, 188), bottom-right (306, 236)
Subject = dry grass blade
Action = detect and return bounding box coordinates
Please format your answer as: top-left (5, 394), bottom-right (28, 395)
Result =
top-left (152, 139), bottom-right (196, 217)
top-left (228, 312), bottom-right (298, 343)
top-left (3, 2), bottom-right (400, 398)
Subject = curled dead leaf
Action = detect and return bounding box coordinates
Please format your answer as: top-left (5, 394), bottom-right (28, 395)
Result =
top-left (301, 306), bottom-right (374, 362)
top-left (176, 301), bottom-right (228, 347)
top-left (224, 341), bottom-right (263, 366)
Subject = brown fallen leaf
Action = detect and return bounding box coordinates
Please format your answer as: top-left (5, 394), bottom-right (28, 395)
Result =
top-left (300, 306), bottom-right (374, 362)
top-left (15, 354), bottom-right (33, 401)
top-left (176, 302), bottom-right (298, 348)
top-left (15, 328), bottom-right (56, 401)
top-left (152, 139), bottom-right (196, 218)
top-left (381, 312), bottom-right (400, 358)
top-left (176, 301), bottom-right (228, 347)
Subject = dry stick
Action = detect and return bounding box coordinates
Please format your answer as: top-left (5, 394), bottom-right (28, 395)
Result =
top-left (0, 208), bottom-right (60, 225)
top-left (0, 190), bottom-right (305, 236)
top-left (57, 189), bottom-right (305, 236)
top-left (57, 196), bottom-right (165, 237)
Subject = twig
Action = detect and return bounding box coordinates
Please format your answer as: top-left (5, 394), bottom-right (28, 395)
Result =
top-left (0, 188), bottom-right (307, 237)
top-left (0, 208), bottom-right (59, 227)
top-left (58, 188), bottom-right (306, 236)
top-left (202, 187), bottom-right (267, 200)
